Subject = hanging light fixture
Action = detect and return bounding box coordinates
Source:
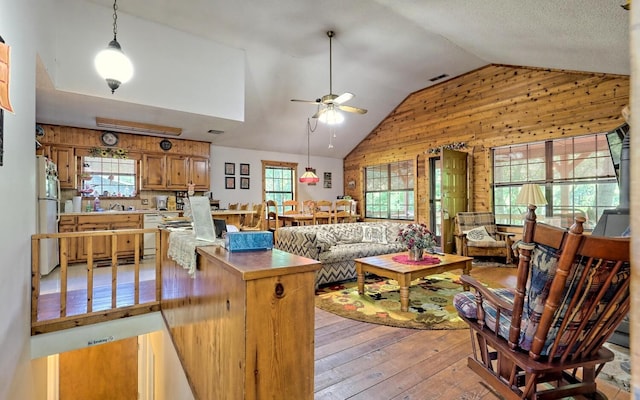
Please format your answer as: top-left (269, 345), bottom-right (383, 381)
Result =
top-left (300, 119), bottom-right (320, 184)
top-left (94, 0), bottom-right (134, 94)
top-left (318, 104), bottom-right (344, 125)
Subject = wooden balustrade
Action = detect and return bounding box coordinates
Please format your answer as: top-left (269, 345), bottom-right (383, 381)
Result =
top-left (30, 228), bottom-right (161, 335)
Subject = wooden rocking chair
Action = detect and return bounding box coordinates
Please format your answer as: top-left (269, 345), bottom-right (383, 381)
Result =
top-left (453, 205), bottom-right (631, 400)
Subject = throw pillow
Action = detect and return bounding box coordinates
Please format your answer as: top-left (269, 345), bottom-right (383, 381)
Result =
top-left (463, 226), bottom-right (496, 242)
top-left (362, 226), bottom-right (387, 244)
top-left (315, 230), bottom-right (338, 252)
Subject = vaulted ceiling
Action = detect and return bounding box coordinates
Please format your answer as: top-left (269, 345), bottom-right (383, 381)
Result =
top-left (36, 0), bottom-right (629, 159)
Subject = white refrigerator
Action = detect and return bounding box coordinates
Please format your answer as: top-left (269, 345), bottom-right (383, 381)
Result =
top-left (36, 155), bottom-right (60, 275)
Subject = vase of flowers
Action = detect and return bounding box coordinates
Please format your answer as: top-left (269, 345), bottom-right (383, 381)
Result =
top-left (397, 223), bottom-right (437, 261)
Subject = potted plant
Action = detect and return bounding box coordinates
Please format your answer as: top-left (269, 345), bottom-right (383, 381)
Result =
top-left (397, 223), bottom-right (437, 260)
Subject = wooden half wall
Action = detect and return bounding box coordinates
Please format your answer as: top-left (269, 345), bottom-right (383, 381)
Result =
top-left (343, 64), bottom-right (629, 224)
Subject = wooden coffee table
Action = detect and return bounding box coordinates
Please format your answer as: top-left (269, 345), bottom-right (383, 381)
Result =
top-left (355, 252), bottom-right (473, 312)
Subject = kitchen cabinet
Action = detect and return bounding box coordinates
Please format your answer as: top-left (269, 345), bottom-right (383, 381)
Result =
top-left (58, 216), bottom-right (78, 263)
top-left (60, 213), bottom-right (143, 264)
top-left (141, 154), bottom-right (166, 189)
top-left (141, 155), bottom-right (210, 191)
top-left (51, 146), bottom-right (77, 189)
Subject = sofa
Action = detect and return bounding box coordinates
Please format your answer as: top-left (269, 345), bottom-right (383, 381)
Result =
top-left (275, 222), bottom-right (408, 287)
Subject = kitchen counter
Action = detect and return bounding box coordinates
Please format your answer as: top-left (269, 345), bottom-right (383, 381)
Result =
top-left (59, 209), bottom-right (181, 216)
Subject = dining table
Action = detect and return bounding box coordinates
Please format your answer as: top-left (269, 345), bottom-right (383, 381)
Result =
top-left (279, 213), bottom-right (314, 226)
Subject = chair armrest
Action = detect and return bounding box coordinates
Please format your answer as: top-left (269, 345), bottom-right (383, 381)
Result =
top-left (495, 231), bottom-right (516, 238)
top-left (459, 275), bottom-right (514, 313)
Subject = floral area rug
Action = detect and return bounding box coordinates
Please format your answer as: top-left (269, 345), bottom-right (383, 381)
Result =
top-left (315, 272), bottom-right (467, 330)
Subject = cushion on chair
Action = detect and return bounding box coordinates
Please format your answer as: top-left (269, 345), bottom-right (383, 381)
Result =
top-left (454, 288), bottom-right (516, 340)
top-left (464, 226), bottom-right (496, 242)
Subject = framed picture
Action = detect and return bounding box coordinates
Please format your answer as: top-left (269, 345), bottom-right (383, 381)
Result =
top-left (225, 162), bottom-right (235, 175)
top-left (225, 177), bottom-right (235, 189)
top-left (240, 177), bottom-right (250, 189)
top-left (323, 172), bottom-right (332, 188)
top-left (240, 163), bottom-right (250, 176)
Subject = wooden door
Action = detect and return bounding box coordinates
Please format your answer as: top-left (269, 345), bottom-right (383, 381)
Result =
top-left (167, 155), bottom-right (189, 189)
top-left (51, 146), bottom-right (77, 189)
top-left (59, 337), bottom-right (138, 400)
top-left (440, 149), bottom-right (468, 254)
top-left (141, 154), bottom-right (166, 189)
top-left (189, 156), bottom-right (210, 189)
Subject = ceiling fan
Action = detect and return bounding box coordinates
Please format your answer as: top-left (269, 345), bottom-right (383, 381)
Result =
top-left (291, 30), bottom-right (367, 124)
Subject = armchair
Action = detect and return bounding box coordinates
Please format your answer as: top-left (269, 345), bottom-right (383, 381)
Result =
top-left (454, 211), bottom-right (515, 264)
top-left (453, 206), bottom-right (631, 399)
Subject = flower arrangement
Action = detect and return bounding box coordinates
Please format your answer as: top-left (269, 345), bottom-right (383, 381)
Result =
top-left (397, 223), bottom-right (437, 250)
top-left (88, 147), bottom-right (128, 159)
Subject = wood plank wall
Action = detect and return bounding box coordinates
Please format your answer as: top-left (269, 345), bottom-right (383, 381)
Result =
top-left (38, 124), bottom-right (210, 158)
top-left (343, 64), bottom-right (629, 225)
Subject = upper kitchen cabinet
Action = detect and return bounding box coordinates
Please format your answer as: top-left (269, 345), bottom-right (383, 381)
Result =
top-left (189, 157), bottom-right (210, 190)
top-left (167, 155), bottom-right (189, 189)
top-left (51, 146), bottom-right (77, 189)
top-left (141, 154), bottom-right (167, 189)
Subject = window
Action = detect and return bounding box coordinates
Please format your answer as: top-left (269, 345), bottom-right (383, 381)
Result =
top-left (81, 156), bottom-right (137, 198)
top-left (364, 160), bottom-right (414, 219)
top-left (262, 160), bottom-right (297, 213)
top-left (493, 133), bottom-right (619, 229)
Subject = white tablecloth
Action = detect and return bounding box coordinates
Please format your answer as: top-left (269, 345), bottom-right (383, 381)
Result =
top-left (167, 229), bottom-right (224, 277)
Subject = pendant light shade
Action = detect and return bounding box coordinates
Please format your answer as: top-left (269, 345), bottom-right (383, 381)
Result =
top-left (95, 0), bottom-right (133, 93)
top-left (300, 168), bottom-right (320, 183)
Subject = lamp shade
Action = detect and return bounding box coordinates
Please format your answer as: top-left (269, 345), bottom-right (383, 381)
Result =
top-left (299, 168), bottom-right (320, 183)
top-left (318, 106), bottom-right (344, 125)
top-left (516, 184), bottom-right (547, 206)
top-left (94, 39), bottom-right (134, 93)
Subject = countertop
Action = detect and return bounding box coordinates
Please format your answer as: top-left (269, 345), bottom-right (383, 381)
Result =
top-left (59, 209), bottom-right (182, 216)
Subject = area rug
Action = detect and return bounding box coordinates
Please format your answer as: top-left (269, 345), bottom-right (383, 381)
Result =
top-left (315, 272), bottom-right (466, 330)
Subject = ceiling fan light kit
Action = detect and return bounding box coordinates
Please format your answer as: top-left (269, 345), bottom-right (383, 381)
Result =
top-left (94, 0), bottom-right (134, 93)
top-left (291, 30), bottom-right (367, 124)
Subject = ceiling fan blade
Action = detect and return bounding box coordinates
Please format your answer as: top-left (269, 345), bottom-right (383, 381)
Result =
top-left (291, 98), bottom-right (321, 104)
top-left (334, 92), bottom-right (354, 104)
top-left (338, 104), bottom-right (368, 114)
top-left (312, 108), bottom-right (327, 119)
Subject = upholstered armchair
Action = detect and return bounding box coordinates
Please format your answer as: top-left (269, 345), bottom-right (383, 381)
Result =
top-left (453, 207), bottom-right (631, 399)
top-left (453, 211), bottom-right (515, 264)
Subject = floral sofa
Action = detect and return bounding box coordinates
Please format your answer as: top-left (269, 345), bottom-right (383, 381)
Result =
top-left (275, 222), bottom-right (408, 287)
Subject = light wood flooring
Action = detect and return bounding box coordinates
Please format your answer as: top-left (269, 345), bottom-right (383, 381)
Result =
top-left (38, 261), bottom-right (629, 399)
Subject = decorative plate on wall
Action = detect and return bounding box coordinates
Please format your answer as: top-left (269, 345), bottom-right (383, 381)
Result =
top-left (101, 131), bottom-right (119, 146)
top-left (160, 139), bottom-right (173, 151)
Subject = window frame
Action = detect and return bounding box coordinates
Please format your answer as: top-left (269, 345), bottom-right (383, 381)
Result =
top-left (492, 132), bottom-right (620, 230)
top-left (78, 151), bottom-right (140, 199)
top-left (363, 159), bottom-right (415, 220)
top-left (261, 160), bottom-right (298, 214)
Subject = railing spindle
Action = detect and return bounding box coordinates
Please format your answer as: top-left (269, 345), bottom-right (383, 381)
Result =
top-left (86, 238), bottom-right (94, 313)
top-left (111, 234), bottom-right (118, 309)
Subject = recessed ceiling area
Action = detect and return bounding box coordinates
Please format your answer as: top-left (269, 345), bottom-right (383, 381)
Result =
top-left (36, 0), bottom-right (629, 159)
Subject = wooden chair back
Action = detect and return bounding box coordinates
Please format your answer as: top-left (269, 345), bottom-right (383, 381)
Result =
top-left (313, 200), bottom-right (333, 224)
top-left (454, 205), bottom-right (631, 399)
top-left (265, 200), bottom-right (279, 237)
top-left (282, 200), bottom-right (298, 215)
top-left (302, 200), bottom-right (315, 214)
top-left (334, 199), bottom-right (354, 223)
top-left (240, 203), bottom-right (264, 231)
top-left (228, 203), bottom-right (239, 210)
top-left (453, 211), bottom-right (515, 264)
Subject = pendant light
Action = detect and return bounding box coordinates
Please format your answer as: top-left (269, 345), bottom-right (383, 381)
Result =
top-left (94, 0), bottom-right (134, 94)
top-left (299, 119), bottom-right (320, 184)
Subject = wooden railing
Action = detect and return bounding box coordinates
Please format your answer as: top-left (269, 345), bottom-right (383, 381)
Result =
top-left (30, 228), bottom-right (161, 335)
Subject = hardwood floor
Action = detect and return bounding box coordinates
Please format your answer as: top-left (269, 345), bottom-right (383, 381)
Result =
top-left (37, 261), bottom-right (629, 399)
top-left (313, 265), bottom-right (630, 400)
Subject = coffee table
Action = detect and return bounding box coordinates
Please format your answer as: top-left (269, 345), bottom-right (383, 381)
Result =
top-left (355, 252), bottom-right (473, 312)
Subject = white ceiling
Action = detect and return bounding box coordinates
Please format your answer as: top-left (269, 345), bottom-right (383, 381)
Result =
top-left (36, 0), bottom-right (630, 159)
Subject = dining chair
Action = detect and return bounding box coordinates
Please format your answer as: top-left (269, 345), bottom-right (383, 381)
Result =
top-left (313, 200), bottom-right (333, 224)
top-left (240, 203), bottom-right (264, 231)
top-left (265, 200), bottom-right (279, 239)
top-left (334, 199), bottom-right (355, 223)
top-left (282, 200), bottom-right (298, 215)
top-left (228, 203), bottom-right (239, 210)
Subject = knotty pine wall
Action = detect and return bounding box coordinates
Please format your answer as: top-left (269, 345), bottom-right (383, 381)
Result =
top-left (344, 64), bottom-right (629, 225)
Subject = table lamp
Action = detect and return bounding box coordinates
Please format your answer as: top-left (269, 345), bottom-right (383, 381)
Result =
top-left (516, 183), bottom-right (547, 221)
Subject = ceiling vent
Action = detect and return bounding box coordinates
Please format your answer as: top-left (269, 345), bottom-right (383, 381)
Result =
top-left (95, 117), bottom-right (182, 136)
top-left (429, 74), bottom-right (449, 82)
top-left (208, 129), bottom-right (225, 135)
